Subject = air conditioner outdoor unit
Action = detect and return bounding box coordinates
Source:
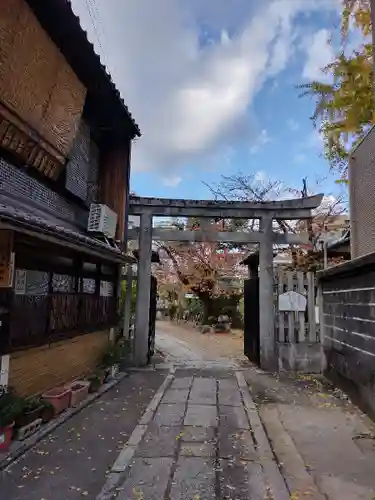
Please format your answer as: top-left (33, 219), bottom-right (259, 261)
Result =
top-left (88, 204), bottom-right (118, 239)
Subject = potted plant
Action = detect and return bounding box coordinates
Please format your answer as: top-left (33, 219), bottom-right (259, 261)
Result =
top-left (15, 397), bottom-right (44, 428)
top-left (87, 371), bottom-right (103, 393)
top-left (100, 340), bottom-right (130, 380)
top-left (39, 398), bottom-right (54, 423)
top-left (0, 392), bottom-right (24, 452)
top-left (42, 386), bottom-right (72, 415)
top-left (65, 381), bottom-right (90, 407)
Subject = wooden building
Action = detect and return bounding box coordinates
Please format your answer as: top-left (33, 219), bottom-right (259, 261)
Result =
top-left (0, 0), bottom-right (140, 396)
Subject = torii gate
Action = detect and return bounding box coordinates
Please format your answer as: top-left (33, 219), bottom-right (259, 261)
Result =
top-left (128, 194), bottom-right (323, 371)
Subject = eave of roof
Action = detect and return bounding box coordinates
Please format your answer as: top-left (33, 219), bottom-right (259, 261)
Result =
top-left (0, 204), bottom-right (135, 264)
top-left (24, 0), bottom-right (141, 139)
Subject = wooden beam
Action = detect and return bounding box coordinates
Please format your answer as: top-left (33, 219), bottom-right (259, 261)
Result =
top-left (128, 228), bottom-right (310, 245)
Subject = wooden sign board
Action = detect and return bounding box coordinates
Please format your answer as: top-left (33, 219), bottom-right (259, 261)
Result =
top-left (278, 290), bottom-right (306, 312)
top-left (0, 230), bottom-right (14, 288)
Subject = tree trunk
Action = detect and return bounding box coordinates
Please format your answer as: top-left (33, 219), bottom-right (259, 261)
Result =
top-left (201, 297), bottom-right (213, 325)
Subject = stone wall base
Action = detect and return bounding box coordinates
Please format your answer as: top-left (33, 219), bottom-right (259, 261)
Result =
top-left (277, 342), bottom-right (326, 374)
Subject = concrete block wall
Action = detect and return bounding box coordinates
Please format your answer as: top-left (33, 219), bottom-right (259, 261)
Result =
top-left (319, 254), bottom-right (375, 413)
top-left (8, 330), bottom-right (110, 396)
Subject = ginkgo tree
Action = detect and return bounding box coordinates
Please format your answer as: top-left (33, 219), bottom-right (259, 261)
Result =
top-left (299, 0), bottom-right (373, 182)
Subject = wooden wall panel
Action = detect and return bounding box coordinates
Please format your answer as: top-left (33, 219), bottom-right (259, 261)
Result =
top-left (0, 0), bottom-right (23, 89)
top-left (0, 0), bottom-right (86, 157)
top-left (9, 330), bottom-right (109, 396)
top-left (99, 142), bottom-right (131, 241)
top-left (41, 58), bottom-right (86, 156)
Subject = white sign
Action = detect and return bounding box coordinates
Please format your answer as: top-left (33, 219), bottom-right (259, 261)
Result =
top-left (278, 291), bottom-right (306, 312)
top-left (14, 269), bottom-right (27, 295)
top-left (315, 306), bottom-right (320, 324)
top-left (0, 354), bottom-right (10, 396)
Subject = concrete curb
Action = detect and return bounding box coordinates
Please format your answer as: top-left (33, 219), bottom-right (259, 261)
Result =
top-left (0, 372), bottom-right (128, 472)
top-left (235, 371), bottom-right (290, 500)
top-left (96, 367), bottom-right (175, 500)
top-left (260, 404), bottom-right (325, 499)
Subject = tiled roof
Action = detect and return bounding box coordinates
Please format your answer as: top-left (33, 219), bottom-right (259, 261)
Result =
top-left (0, 204), bottom-right (132, 261)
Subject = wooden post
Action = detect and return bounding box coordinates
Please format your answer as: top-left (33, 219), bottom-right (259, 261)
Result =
top-left (122, 265), bottom-right (133, 340)
top-left (259, 215), bottom-right (276, 371)
top-left (287, 272), bottom-right (295, 342)
top-left (317, 281), bottom-right (324, 343)
top-left (296, 272), bottom-right (306, 342)
top-left (134, 212), bottom-right (153, 366)
top-left (307, 272), bottom-right (317, 342)
top-left (277, 269), bottom-right (285, 342)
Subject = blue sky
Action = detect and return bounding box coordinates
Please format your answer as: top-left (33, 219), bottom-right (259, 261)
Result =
top-left (71, 0), bottom-right (343, 202)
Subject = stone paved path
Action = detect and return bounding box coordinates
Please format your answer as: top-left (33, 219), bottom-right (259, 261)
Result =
top-left (108, 368), bottom-right (289, 500)
top-left (0, 371), bottom-right (168, 500)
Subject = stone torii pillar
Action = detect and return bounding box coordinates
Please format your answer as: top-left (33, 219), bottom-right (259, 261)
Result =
top-left (258, 215), bottom-right (276, 371)
top-left (134, 211), bottom-right (153, 366)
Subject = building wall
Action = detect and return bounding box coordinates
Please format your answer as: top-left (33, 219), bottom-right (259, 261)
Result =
top-left (8, 330), bottom-right (110, 396)
top-left (66, 120), bottom-right (99, 207)
top-left (0, 158), bottom-right (88, 229)
top-left (0, 0), bottom-right (86, 157)
top-left (100, 143), bottom-right (131, 241)
top-left (319, 255), bottom-right (375, 413)
top-left (349, 126), bottom-right (375, 258)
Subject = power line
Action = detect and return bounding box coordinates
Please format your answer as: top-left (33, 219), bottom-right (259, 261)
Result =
top-left (84, 0), bottom-right (107, 65)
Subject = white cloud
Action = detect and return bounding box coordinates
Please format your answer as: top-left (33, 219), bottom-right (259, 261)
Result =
top-left (250, 129), bottom-right (271, 154)
top-left (163, 176), bottom-right (183, 187)
top-left (302, 29), bottom-right (335, 81)
top-left (71, 0), bottom-right (339, 174)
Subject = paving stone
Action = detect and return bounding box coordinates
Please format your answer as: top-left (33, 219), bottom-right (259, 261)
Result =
top-left (153, 404), bottom-right (186, 426)
top-left (219, 428), bottom-right (257, 461)
top-left (116, 457), bottom-right (173, 500)
top-left (189, 377), bottom-right (217, 405)
top-left (219, 405), bottom-right (249, 429)
top-left (180, 441), bottom-right (216, 457)
top-left (0, 371), bottom-right (167, 500)
top-left (169, 457), bottom-right (216, 500)
top-left (171, 377), bottom-right (193, 389)
top-left (184, 404), bottom-right (218, 427)
top-left (218, 379), bottom-right (243, 407)
top-left (162, 389), bottom-right (190, 404)
top-left (218, 458), bottom-right (266, 500)
top-left (135, 424), bottom-right (179, 457)
top-left (180, 426), bottom-right (217, 443)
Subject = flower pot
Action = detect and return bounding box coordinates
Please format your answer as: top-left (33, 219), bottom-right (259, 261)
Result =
top-left (0, 421), bottom-right (14, 453)
top-left (42, 387), bottom-right (72, 415)
top-left (40, 405), bottom-right (54, 423)
top-left (67, 381), bottom-right (90, 407)
top-left (16, 406), bottom-right (44, 429)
